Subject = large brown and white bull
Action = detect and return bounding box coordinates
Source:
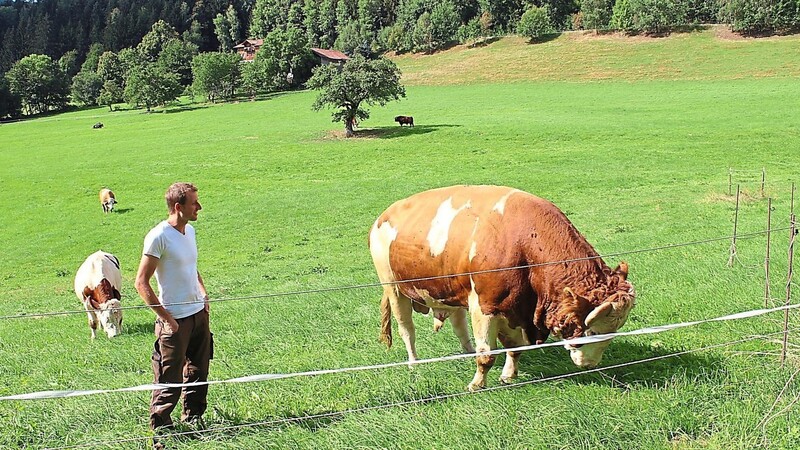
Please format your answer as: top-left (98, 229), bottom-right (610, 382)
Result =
top-left (369, 185), bottom-right (635, 391)
top-left (74, 250), bottom-right (123, 339)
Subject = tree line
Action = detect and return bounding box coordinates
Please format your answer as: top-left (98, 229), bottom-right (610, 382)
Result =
top-left (1, 0), bottom-right (799, 119)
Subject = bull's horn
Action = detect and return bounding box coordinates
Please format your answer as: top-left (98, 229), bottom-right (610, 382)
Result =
top-left (585, 302), bottom-right (613, 327)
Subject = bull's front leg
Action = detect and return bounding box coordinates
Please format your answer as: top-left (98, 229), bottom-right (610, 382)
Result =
top-left (86, 310), bottom-right (98, 340)
top-left (467, 303), bottom-right (498, 392)
top-left (497, 325), bottom-right (528, 384)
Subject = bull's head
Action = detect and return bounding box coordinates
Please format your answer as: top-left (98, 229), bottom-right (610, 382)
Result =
top-left (553, 262), bottom-right (635, 369)
top-left (106, 197), bottom-right (117, 212)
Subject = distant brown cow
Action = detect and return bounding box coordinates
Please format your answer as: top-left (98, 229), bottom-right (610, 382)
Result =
top-left (99, 188), bottom-right (117, 213)
top-left (394, 115), bottom-right (414, 127)
top-left (369, 185), bottom-right (635, 391)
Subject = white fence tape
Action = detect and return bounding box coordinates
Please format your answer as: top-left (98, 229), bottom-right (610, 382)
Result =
top-left (2, 302), bottom-right (798, 401)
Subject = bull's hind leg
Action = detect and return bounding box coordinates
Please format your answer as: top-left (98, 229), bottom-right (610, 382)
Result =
top-left (390, 293), bottom-right (418, 364)
top-left (450, 308), bottom-right (475, 354)
top-left (497, 322), bottom-right (528, 384)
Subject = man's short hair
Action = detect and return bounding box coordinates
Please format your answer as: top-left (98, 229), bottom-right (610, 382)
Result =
top-left (165, 182), bottom-right (198, 214)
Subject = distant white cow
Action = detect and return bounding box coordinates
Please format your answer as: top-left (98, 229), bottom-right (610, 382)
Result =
top-left (74, 251), bottom-right (123, 339)
top-left (99, 188), bottom-right (117, 213)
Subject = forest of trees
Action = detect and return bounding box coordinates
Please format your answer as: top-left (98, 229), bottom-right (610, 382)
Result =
top-left (1, 0), bottom-right (798, 119)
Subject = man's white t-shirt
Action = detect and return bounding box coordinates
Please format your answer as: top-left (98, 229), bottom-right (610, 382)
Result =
top-left (143, 221), bottom-right (204, 319)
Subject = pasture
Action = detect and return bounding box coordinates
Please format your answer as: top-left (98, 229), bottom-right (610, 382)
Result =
top-left (1, 28), bottom-right (800, 449)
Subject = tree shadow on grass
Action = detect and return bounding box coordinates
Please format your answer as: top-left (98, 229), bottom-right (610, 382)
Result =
top-left (468, 36), bottom-right (502, 48)
top-left (526, 33), bottom-right (561, 45)
top-left (354, 124), bottom-right (461, 139)
top-left (163, 104), bottom-right (210, 114)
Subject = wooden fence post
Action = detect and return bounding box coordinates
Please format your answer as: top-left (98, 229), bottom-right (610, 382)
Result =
top-left (781, 183), bottom-right (796, 366)
top-left (765, 197), bottom-right (772, 308)
top-left (729, 184), bottom-right (740, 267)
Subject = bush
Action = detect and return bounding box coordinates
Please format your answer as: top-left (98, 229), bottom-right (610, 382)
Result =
top-left (687, 0), bottom-right (719, 23)
top-left (456, 18), bottom-right (483, 43)
top-left (581, 0), bottom-right (614, 30)
top-left (517, 5), bottom-right (553, 40)
top-left (611, 0), bottom-right (688, 34)
top-left (720, 0), bottom-right (799, 35)
top-left (429, 1), bottom-right (460, 49)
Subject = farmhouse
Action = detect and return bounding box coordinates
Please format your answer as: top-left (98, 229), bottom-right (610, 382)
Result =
top-left (310, 48), bottom-right (349, 66)
top-left (234, 38), bottom-right (263, 61)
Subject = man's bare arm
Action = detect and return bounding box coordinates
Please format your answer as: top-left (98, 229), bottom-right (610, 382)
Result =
top-left (135, 254), bottom-right (179, 332)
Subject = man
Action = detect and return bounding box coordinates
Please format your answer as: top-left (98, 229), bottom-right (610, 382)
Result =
top-left (135, 182), bottom-right (212, 436)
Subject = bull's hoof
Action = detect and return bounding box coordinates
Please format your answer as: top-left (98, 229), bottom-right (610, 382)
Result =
top-left (499, 375), bottom-right (516, 384)
top-left (467, 382), bottom-right (484, 392)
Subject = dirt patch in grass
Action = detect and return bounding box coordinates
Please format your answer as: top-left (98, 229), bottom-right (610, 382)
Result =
top-left (703, 190), bottom-right (767, 204)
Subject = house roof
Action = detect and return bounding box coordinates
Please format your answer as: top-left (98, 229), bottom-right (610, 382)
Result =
top-left (233, 38), bottom-right (264, 49)
top-left (310, 48), bottom-right (349, 61)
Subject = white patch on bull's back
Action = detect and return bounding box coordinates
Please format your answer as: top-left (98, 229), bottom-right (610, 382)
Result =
top-left (492, 189), bottom-right (519, 215)
top-left (428, 197), bottom-right (470, 257)
top-left (369, 220), bottom-right (399, 282)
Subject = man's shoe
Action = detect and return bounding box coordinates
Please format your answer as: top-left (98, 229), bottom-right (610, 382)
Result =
top-left (152, 436), bottom-right (165, 450)
top-left (183, 415), bottom-right (206, 430)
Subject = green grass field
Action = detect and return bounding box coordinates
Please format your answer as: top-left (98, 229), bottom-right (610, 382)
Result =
top-left (1, 27), bottom-right (800, 449)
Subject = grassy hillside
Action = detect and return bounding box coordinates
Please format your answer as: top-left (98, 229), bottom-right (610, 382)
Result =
top-left (1, 27), bottom-right (799, 449)
top-left (393, 27), bottom-right (800, 84)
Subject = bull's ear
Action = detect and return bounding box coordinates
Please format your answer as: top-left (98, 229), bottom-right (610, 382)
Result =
top-left (613, 261), bottom-right (629, 281)
top-left (585, 302), bottom-right (613, 328)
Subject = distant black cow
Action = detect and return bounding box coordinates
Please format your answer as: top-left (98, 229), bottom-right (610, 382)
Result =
top-left (93, 122), bottom-right (104, 129)
top-left (394, 116), bottom-right (414, 127)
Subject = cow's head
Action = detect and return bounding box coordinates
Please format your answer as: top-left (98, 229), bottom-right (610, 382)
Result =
top-left (553, 263), bottom-right (635, 369)
top-left (106, 197), bottom-right (117, 211)
top-left (84, 295), bottom-right (123, 338)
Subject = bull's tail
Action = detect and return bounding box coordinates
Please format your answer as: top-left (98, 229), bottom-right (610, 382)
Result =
top-left (379, 292), bottom-right (392, 349)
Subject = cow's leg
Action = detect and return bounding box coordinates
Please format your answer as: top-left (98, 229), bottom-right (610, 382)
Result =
top-left (467, 291), bottom-right (498, 391)
top-left (390, 293), bottom-right (418, 364)
top-left (86, 309), bottom-right (98, 340)
top-left (450, 308), bottom-right (475, 354)
top-left (497, 322), bottom-right (528, 384)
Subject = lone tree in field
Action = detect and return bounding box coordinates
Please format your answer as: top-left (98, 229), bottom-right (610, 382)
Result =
top-left (307, 55), bottom-right (405, 137)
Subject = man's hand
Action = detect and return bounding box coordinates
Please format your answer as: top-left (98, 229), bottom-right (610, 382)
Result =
top-left (163, 317), bottom-right (180, 334)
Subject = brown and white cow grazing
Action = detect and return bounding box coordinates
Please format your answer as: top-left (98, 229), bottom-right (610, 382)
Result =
top-left (369, 185), bottom-right (635, 391)
top-left (99, 188), bottom-right (116, 213)
top-left (74, 250), bottom-right (123, 339)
